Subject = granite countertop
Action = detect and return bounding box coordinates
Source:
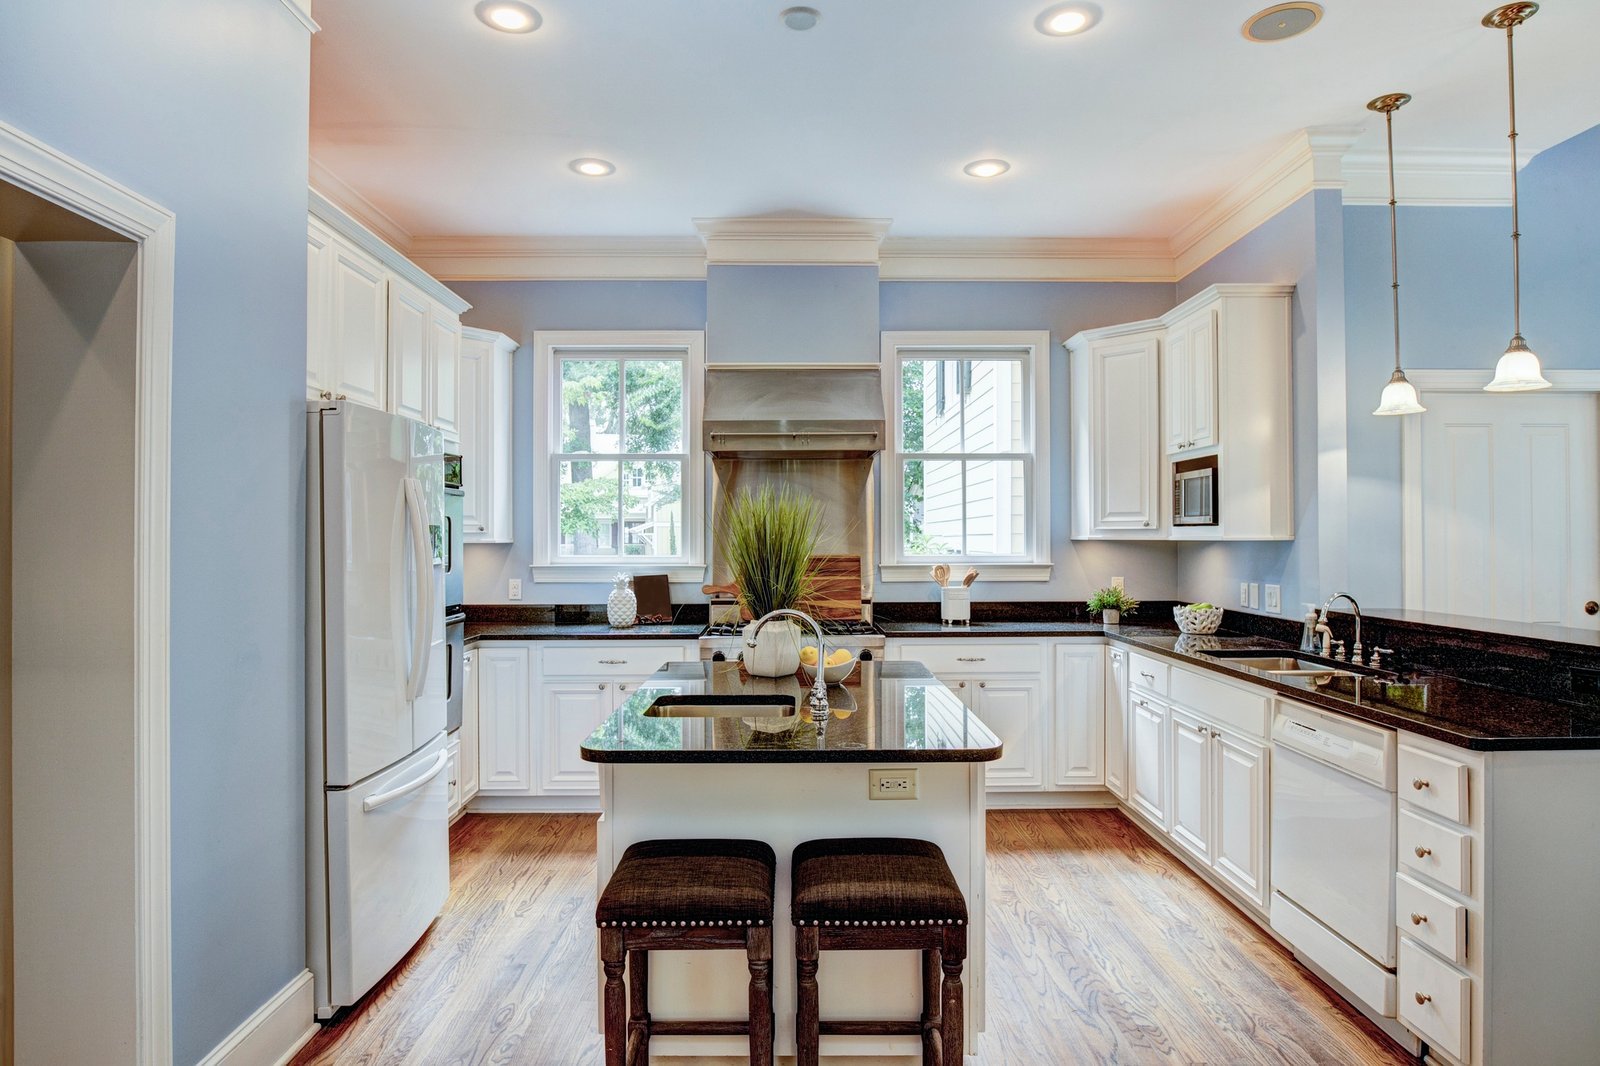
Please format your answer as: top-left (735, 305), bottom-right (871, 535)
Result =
top-left (879, 620), bottom-right (1110, 638)
top-left (579, 660), bottom-right (1003, 764)
top-left (466, 621), bottom-right (706, 642)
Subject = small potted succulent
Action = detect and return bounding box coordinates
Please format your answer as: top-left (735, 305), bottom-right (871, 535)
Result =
top-left (1086, 587), bottom-right (1140, 626)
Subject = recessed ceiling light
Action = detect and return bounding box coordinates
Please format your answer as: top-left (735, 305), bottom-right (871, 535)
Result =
top-left (1241, 2), bottom-right (1323, 42)
top-left (964, 159), bottom-right (1011, 179)
top-left (782, 7), bottom-right (821, 31)
top-left (475, 1), bottom-right (541, 33)
top-left (1036, 3), bottom-right (1100, 36)
top-left (569, 158), bottom-right (616, 178)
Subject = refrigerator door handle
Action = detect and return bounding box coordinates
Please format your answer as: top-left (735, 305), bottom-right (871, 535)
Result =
top-left (402, 478), bottom-right (434, 703)
top-left (361, 749), bottom-right (449, 812)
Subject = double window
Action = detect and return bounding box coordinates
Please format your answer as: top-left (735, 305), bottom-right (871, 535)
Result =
top-left (880, 331), bottom-right (1052, 580)
top-left (532, 332), bottom-right (705, 581)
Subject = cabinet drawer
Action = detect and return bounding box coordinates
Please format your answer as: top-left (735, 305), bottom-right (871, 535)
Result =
top-left (897, 641), bottom-right (1043, 676)
top-left (1170, 666), bottom-right (1268, 740)
top-left (1398, 810), bottom-right (1472, 895)
top-left (1399, 745), bottom-right (1470, 825)
top-left (1396, 873), bottom-right (1467, 965)
top-left (1399, 937), bottom-right (1471, 1063)
top-left (540, 643), bottom-right (691, 678)
top-left (1128, 652), bottom-right (1169, 695)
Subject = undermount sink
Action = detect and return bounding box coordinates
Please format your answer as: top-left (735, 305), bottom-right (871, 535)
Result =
top-left (643, 694), bottom-right (798, 718)
top-left (1204, 651), bottom-right (1361, 677)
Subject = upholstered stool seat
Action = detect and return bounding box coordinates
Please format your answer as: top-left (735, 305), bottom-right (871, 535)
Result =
top-left (791, 838), bottom-right (968, 1066)
top-left (597, 838), bottom-right (776, 1066)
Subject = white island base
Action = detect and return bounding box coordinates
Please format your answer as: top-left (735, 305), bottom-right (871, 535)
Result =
top-left (596, 761), bottom-right (987, 1062)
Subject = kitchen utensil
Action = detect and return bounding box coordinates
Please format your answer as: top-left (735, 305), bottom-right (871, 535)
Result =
top-left (961, 568), bottom-right (978, 588)
top-left (700, 582), bottom-right (740, 598)
top-left (932, 564), bottom-right (950, 587)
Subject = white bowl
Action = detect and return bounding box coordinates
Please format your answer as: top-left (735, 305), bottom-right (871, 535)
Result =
top-left (801, 649), bottom-right (858, 685)
top-left (1173, 605), bottom-right (1224, 634)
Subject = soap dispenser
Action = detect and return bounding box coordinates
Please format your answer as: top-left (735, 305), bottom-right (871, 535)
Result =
top-left (1299, 604), bottom-right (1319, 653)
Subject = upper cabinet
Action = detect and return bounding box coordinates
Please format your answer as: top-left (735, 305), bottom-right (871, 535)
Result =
top-left (1068, 284), bottom-right (1293, 542)
top-left (306, 189), bottom-right (470, 441)
top-left (459, 327), bottom-right (516, 543)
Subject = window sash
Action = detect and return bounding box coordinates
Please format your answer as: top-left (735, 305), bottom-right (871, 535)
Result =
top-left (897, 455), bottom-right (1034, 560)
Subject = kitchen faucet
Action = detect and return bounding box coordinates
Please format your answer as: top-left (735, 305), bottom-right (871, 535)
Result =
top-left (1317, 592), bottom-right (1363, 665)
top-left (748, 608), bottom-right (831, 722)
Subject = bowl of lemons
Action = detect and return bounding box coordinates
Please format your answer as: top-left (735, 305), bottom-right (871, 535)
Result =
top-left (800, 645), bottom-right (858, 684)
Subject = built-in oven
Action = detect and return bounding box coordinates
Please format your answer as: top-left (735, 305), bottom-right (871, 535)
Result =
top-left (445, 613), bottom-right (465, 734)
top-left (1173, 454), bottom-right (1218, 526)
top-left (443, 453), bottom-right (464, 613)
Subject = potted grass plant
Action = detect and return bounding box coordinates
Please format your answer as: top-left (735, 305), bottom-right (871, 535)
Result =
top-left (1086, 586), bottom-right (1139, 626)
top-left (721, 485), bottom-right (822, 676)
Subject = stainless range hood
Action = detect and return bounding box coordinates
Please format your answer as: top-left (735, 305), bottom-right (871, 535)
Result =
top-left (702, 364), bottom-right (885, 458)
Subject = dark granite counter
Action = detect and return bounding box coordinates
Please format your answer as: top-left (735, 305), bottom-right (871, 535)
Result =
top-left (466, 621), bottom-right (705, 642)
top-left (879, 620), bottom-right (1108, 638)
top-left (580, 660), bottom-right (1003, 763)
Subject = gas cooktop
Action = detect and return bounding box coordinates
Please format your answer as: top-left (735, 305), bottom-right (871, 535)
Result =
top-left (700, 619), bottom-right (884, 639)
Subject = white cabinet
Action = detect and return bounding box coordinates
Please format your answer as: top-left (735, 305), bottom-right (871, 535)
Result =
top-left (459, 645), bottom-right (480, 808)
top-left (1168, 706), bottom-right (1212, 860)
top-left (1104, 646), bottom-right (1130, 800)
top-left (458, 328), bottom-right (516, 542)
top-left (306, 219), bottom-right (336, 401)
top-left (1211, 728), bottom-right (1266, 904)
top-left (328, 239), bottom-right (389, 410)
top-left (431, 312), bottom-right (461, 441)
top-left (1052, 644), bottom-right (1105, 788)
top-left (445, 735), bottom-right (463, 819)
top-left (476, 644), bottom-right (532, 793)
top-left (1128, 691), bottom-right (1168, 826)
top-left (1164, 306), bottom-right (1217, 454)
top-left (387, 278), bottom-right (430, 424)
top-left (1067, 325), bottom-right (1164, 538)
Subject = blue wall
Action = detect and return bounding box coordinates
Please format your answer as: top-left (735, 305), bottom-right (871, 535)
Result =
top-left (708, 265), bottom-right (879, 363)
top-left (0, 3), bottom-right (311, 1061)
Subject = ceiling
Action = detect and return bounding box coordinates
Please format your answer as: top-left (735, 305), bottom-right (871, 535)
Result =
top-left (309, 0), bottom-right (1600, 241)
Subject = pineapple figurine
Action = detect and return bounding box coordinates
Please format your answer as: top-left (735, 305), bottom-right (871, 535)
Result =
top-left (607, 573), bottom-right (637, 628)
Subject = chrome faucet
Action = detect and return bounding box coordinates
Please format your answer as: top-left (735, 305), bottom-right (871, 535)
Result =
top-left (1317, 592), bottom-right (1363, 665)
top-left (747, 608), bottom-right (831, 722)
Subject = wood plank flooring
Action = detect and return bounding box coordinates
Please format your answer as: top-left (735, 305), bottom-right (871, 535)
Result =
top-left (295, 810), bottom-right (1417, 1065)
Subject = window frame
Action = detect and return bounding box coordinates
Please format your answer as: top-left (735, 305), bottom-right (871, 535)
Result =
top-left (531, 330), bottom-right (707, 584)
top-left (879, 330), bottom-right (1053, 582)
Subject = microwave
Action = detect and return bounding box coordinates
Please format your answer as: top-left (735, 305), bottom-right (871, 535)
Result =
top-left (1173, 455), bottom-right (1218, 526)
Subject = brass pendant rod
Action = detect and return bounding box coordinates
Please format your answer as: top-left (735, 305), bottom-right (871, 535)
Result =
top-left (1385, 106), bottom-right (1402, 374)
top-left (1504, 19), bottom-right (1522, 340)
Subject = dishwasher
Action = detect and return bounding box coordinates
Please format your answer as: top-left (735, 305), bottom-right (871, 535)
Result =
top-left (1269, 701), bottom-right (1403, 1027)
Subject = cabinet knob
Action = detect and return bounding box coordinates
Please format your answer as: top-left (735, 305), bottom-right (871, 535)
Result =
top-left (1414, 992), bottom-right (1432, 1006)
top-left (1143, 520), bottom-right (1152, 527)
top-left (1412, 778), bottom-right (1430, 791)
top-left (957, 681), bottom-right (966, 689)
top-left (1410, 912), bottom-right (1428, 925)
top-left (978, 681), bottom-right (987, 689)
top-left (319, 390), bottom-right (333, 401)
top-left (618, 684), bottom-right (628, 692)
top-left (1414, 845), bottom-right (1432, 858)
top-left (598, 683), bottom-right (607, 691)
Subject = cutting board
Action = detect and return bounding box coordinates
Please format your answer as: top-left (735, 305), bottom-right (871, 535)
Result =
top-left (800, 555), bottom-right (863, 620)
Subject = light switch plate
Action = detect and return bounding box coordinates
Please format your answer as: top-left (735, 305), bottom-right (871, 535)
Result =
top-left (1239, 582), bottom-right (1250, 607)
top-left (868, 768), bottom-right (918, 800)
top-left (1248, 583), bottom-right (1261, 610)
top-left (1265, 584), bottom-right (1282, 613)
top-left (508, 578), bottom-right (522, 601)
top-left (1112, 576), bottom-right (1125, 591)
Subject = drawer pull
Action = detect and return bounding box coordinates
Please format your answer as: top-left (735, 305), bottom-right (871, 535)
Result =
top-left (1410, 912), bottom-right (1428, 925)
top-left (956, 656), bottom-right (987, 662)
top-left (1414, 845), bottom-right (1432, 858)
top-left (1414, 992), bottom-right (1432, 1006)
top-left (1139, 671), bottom-right (1156, 682)
top-left (599, 658), bottom-right (627, 665)
top-left (1412, 778), bottom-right (1431, 790)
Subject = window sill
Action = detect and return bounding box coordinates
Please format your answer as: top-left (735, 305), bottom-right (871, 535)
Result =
top-left (530, 563), bottom-right (707, 585)
top-left (879, 563), bottom-right (1053, 583)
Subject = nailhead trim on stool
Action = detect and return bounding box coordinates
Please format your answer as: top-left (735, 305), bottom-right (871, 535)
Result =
top-left (596, 839), bottom-right (776, 1066)
top-left (791, 838), bottom-right (968, 1066)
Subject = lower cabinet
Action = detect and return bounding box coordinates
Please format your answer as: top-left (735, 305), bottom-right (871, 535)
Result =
top-left (1162, 693), bottom-right (1269, 910)
top-left (1052, 644), bottom-right (1105, 788)
top-left (1128, 690), bottom-right (1169, 826)
top-left (966, 676), bottom-right (1047, 790)
top-left (1104, 646), bottom-right (1130, 800)
top-left (477, 644), bottom-right (533, 793)
top-left (444, 734), bottom-right (463, 819)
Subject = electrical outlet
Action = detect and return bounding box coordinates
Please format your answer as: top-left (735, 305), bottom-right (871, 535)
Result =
top-left (1264, 584), bottom-right (1281, 613)
top-left (508, 578), bottom-right (522, 601)
top-left (1239, 582), bottom-right (1250, 607)
top-left (868, 768), bottom-right (918, 800)
top-left (1248, 583), bottom-right (1261, 610)
top-left (1112, 576), bottom-right (1125, 591)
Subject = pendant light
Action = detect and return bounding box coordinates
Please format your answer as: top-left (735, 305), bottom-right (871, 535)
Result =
top-left (1483, 2), bottom-right (1552, 392)
top-left (1369, 92), bottom-right (1426, 417)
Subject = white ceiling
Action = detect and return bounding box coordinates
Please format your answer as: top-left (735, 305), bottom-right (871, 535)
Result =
top-left (309, 0), bottom-right (1600, 240)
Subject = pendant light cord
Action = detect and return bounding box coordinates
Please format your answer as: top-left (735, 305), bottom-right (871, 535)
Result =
top-left (1505, 21), bottom-right (1522, 341)
top-left (1385, 107), bottom-right (1402, 374)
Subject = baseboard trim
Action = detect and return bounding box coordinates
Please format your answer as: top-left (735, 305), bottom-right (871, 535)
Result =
top-left (195, 969), bottom-right (317, 1066)
top-left (467, 794), bottom-right (602, 814)
top-left (985, 790), bottom-right (1119, 810)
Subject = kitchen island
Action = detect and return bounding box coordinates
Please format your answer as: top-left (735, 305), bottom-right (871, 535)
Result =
top-left (581, 659), bottom-right (1001, 1062)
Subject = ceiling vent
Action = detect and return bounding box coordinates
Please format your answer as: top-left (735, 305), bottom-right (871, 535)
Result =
top-left (1242, 3), bottom-right (1323, 43)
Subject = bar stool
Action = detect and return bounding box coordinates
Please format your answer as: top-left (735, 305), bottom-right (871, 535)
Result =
top-left (791, 837), bottom-right (967, 1066)
top-left (596, 838), bottom-right (776, 1066)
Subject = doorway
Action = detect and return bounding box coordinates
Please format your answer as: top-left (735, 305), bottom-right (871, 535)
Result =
top-left (1401, 372), bottom-right (1600, 630)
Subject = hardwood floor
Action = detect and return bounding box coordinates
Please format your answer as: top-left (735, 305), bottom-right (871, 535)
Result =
top-left (295, 810), bottom-right (1417, 1065)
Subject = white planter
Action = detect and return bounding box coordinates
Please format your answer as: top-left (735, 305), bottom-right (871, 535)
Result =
top-left (1103, 609), bottom-right (1120, 626)
top-left (742, 619), bottom-right (801, 677)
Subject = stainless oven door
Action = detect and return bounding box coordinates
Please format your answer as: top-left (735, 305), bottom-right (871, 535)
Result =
top-left (445, 615), bottom-right (465, 733)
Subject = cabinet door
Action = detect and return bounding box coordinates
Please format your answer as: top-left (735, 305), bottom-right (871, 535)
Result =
top-left (1184, 311), bottom-right (1218, 450)
top-left (1128, 694), bottom-right (1168, 826)
top-left (1052, 645), bottom-right (1105, 788)
top-left (460, 647), bottom-right (480, 804)
top-left (329, 240), bottom-right (388, 409)
top-left (1211, 728), bottom-right (1267, 908)
top-left (1164, 325), bottom-right (1190, 454)
top-left (477, 645), bottom-right (532, 793)
top-left (1104, 647), bottom-right (1130, 799)
top-left (458, 337), bottom-right (487, 535)
top-left (1093, 335), bottom-right (1162, 533)
top-left (541, 682), bottom-right (613, 793)
top-left (973, 677), bottom-right (1046, 791)
top-left (430, 308), bottom-right (461, 439)
top-left (1169, 707), bottom-right (1212, 862)
top-left (387, 279), bottom-right (430, 423)
top-left (306, 220), bottom-right (335, 401)
top-left (445, 736), bottom-right (463, 819)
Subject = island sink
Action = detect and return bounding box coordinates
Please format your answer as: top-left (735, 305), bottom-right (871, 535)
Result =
top-left (643, 693), bottom-right (797, 718)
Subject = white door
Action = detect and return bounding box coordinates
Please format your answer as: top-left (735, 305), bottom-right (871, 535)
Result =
top-left (307, 220), bottom-right (334, 400)
top-left (477, 645), bottom-right (532, 793)
top-left (1184, 311), bottom-right (1217, 450)
top-left (330, 240), bottom-right (388, 409)
top-left (1168, 707), bottom-right (1211, 862)
top-left (458, 335), bottom-right (487, 534)
top-left (973, 677), bottom-right (1046, 791)
top-left (1128, 694), bottom-right (1167, 826)
top-left (1093, 335), bottom-right (1162, 533)
top-left (1164, 324), bottom-right (1191, 453)
top-left (1104, 648), bottom-right (1129, 800)
top-left (1211, 729), bottom-right (1267, 907)
top-left (1052, 645), bottom-right (1105, 788)
top-left (388, 279), bottom-right (430, 424)
top-left (542, 682), bottom-right (615, 793)
top-left (1413, 390), bottom-right (1600, 628)
top-left (430, 309), bottom-right (461, 439)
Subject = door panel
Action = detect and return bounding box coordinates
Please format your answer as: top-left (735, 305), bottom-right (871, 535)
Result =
top-left (1052, 646), bottom-right (1105, 787)
top-left (974, 677), bottom-right (1046, 790)
top-left (388, 280), bottom-right (429, 424)
top-left (477, 645), bottom-right (531, 792)
top-left (1185, 312), bottom-right (1217, 450)
top-left (1128, 695), bottom-right (1167, 825)
top-left (1212, 730), bottom-right (1267, 907)
top-left (330, 242), bottom-right (387, 408)
top-left (542, 683), bottom-right (613, 793)
top-left (1105, 648), bottom-right (1129, 799)
top-left (1095, 336), bottom-right (1161, 531)
top-left (1165, 326), bottom-right (1190, 453)
top-left (1169, 707), bottom-right (1211, 861)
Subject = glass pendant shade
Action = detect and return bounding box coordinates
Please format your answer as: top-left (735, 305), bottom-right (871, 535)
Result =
top-left (1374, 368), bottom-right (1427, 416)
top-left (1484, 334), bottom-right (1552, 391)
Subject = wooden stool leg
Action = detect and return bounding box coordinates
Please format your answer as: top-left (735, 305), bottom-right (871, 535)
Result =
top-left (921, 947), bottom-right (944, 1066)
top-left (626, 949), bottom-right (650, 1066)
top-left (600, 929), bottom-right (626, 1066)
top-left (746, 925), bottom-right (774, 1065)
top-left (940, 926), bottom-right (966, 1063)
top-left (795, 925), bottom-right (821, 1066)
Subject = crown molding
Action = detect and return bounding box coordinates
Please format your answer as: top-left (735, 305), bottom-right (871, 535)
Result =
top-left (410, 235), bottom-right (708, 281)
top-left (1172, 126), bottom-right (1361, 279)
top-left (694, 216), bottom-right (891, 265)
top-left (1340, 148), bottom-right (1524, 207)
top-left (308, 157), bottom-right (411, 250)
top-left (277, 0), bottom-right (319, 34)
top-left (879, 237), bottom-right (1175, 282)
top-left (310, 188), bottom-right (469, 312)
